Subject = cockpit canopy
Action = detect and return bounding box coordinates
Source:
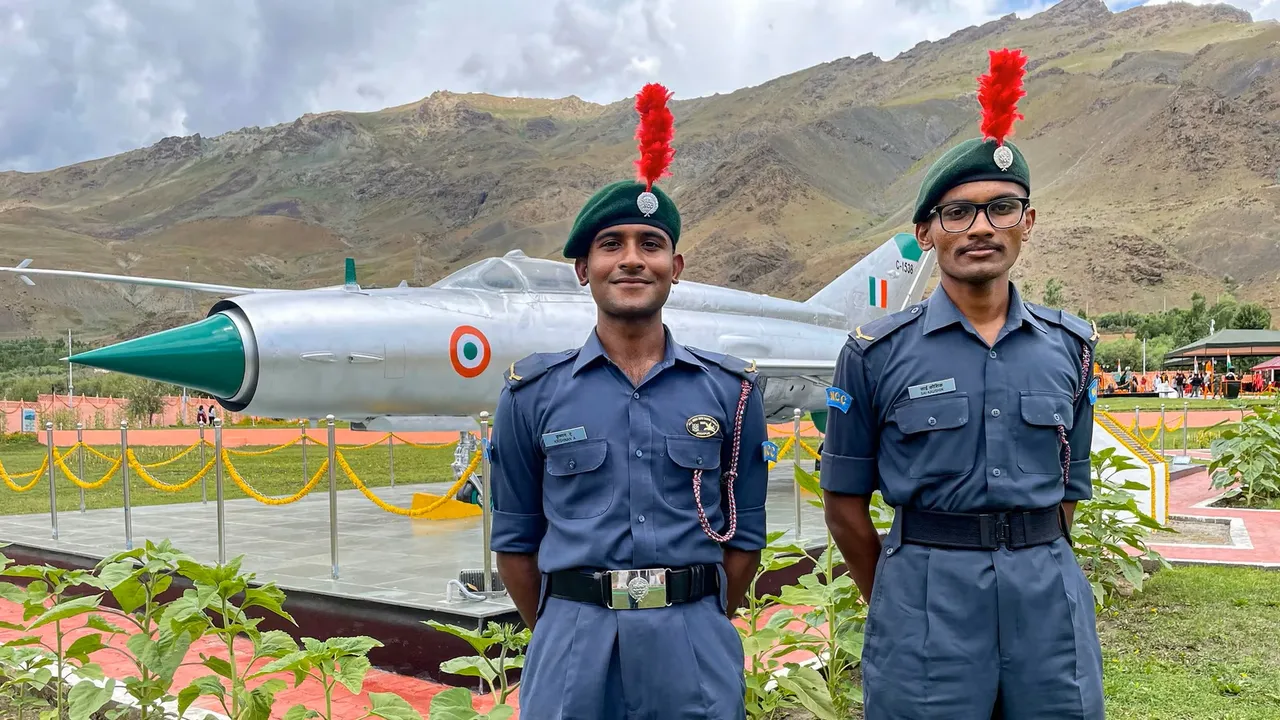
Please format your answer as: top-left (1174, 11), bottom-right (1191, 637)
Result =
top-left (431, 250), bottom-right (586, 294)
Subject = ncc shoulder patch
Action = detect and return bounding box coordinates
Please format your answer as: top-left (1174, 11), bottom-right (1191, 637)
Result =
top-left (504, 349), bottom-right (576, 390)
top-left (762, 440), bottom-right (780, 463)
top-left (851, 305), bottom-right (923, 352)
top-left (826, 386), bottom-right (852, 413)
top-left (1088, 376), bottom-right (1099, 405)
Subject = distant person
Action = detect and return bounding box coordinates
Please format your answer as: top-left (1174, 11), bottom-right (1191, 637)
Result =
top-left (196, 405), bottom-right (207, 425)
top-left (1191, 373), bottom-right (1204, 398)
top-left (1174, 372), bottom-right (1185, 398)
top-left (207, 406), bottom-right (217, 424)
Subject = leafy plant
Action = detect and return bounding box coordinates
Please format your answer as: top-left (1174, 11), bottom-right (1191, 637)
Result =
top-left (737, 530), bottom-right (806, 719)
top-left (0, 558), bottom-right (119, 720)
top-left (1208, 406), bottom-right (1280, 508)
top-left (428, 687), bottom-right (512, 720)
top-left (0, 645), bottom-right (57, 720)
top-left (425, 620), bottom-right (527, 716)
top-left (1072, 448), bottom-right (1171, 608)
top-left (168, 556), bottom-right (298, 720)
top-left (251, 636), bottom-right (422, 720)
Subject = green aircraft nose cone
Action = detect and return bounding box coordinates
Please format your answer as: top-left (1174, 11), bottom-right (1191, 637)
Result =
top-left (69, 313), bottom-right (246, 398)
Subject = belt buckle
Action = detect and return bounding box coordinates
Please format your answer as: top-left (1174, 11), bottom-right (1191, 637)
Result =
top-left (606, 568), bottom-right (669, 610)
top-left (993, 512), bottom-right (1011, 548)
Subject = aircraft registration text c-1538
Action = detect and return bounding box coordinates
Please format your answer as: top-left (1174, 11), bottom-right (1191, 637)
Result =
top-left (2, 234), bottom-right (934, 432)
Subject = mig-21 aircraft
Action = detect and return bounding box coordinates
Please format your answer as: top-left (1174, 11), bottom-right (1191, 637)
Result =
top-left (3, 233), bottom-right (934, 433)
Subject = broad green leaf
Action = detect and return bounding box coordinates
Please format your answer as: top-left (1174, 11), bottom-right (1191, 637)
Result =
top-left (3, 635), bottom-right (44, 647)
top-left (203, 655), bottom-right (234, 678)
top-left (110, 577), bottom-right (147, 614)
top-left (775, 664), bottom-right (839, 720)
top-left (370, 691), bottom-right (426, 720)
top-left (0, 581), bottom-right (27, 603)
top-left (94, 562), bottom-right (139, 591)
top-left (246, 682), bottom-right (282, 720)
top-left (325, 635), bottom-right (383, 657)
top-left (185, 674), bottom-right (228, 700)
top-left (334, 655), bottom-right (372, 695)
top-left (255, 629), bottom-right (299, 659)
top-left (283, 705), bottom-right (318, 720)
top-left (65, 633), bottom-right (106, 662)
top-left (28, 594), bottom-right (102, 630)
top-left (794, 465), bottom-right (821, 496)
top-left (67, 677), bottom-right (115, 720)
top-left (439, 655), bottom-right (497, 682)
top-left (424, 620), bottom-right (499, 653)
top-left (254, 650), bottom-right (311, 677)
top-left (485, 706), bottom-right (515, 720)
top-left (242, 585), bottom-right (294, 623)
top-left (75, 662), bottom-right (106, 681)
top-left (84, 614), bottom-right (126, 635)
top-left (427, 688), bottom-right (479, 720)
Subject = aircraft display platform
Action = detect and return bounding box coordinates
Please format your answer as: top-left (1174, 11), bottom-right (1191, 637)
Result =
top-left (0, 461), bottom-right (829, 623)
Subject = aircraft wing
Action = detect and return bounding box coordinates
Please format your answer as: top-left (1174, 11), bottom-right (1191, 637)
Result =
top-left (751, 358), bottom-right (835, 381)
top-left (0, 259), bottom-right (277, 295)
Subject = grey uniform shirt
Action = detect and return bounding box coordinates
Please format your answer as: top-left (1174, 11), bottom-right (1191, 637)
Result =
top-left (820, 283), bottom-right (1096, 513)
top-left (490, 327), bottom-right (770, 573)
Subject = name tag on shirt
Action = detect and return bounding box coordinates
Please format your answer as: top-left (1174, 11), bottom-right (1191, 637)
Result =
top-left (542, 426), bottom-right (587, 448)
top-left (908, 378), bottom-right (956, 399)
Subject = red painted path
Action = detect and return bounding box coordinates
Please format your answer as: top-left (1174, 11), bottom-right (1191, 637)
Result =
top-left (1148, 466), bottom-right (1280, 567)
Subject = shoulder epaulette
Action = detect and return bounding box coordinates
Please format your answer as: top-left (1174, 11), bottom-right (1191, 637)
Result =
top-left (850, 304), bottom-right (924, 352)
top-left (504, 349), bottom-right (577, 390)
top-left (685, 346), bottom-right (758, 382)
top-left (1027, 303), bottom-right (1096, 346)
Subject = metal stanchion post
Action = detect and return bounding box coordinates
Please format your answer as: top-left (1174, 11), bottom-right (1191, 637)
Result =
top-left (327, 415), bottom-right (339, 580)
top-left (215, 418), bottom-right (226, 564)
top-left (300, 421), bottom-right (308, 487)
top-left (120, 421), bottom-right (133, 550)
top-left (76, 423), bottom-right (85, 513)
top-left (1134, 407), bottom-right (1141, 435)
top-left (1160, 405), bottom-right (1166, 457)
top-left (388, 433), bottom-right (395, 488)
top-left (480, 411), bottom-right (493, 593)
top-left (199, 425), bottom-right (207, 504)
top-left (1182, 401), bottom-right (1189, 456)
top-left (45, 423), bottom-right (58, 540)
top-left (792, 408), bottom-right (802, 538)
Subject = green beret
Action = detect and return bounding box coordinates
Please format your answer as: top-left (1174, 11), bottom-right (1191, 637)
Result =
top-left (563, 180), bottom-right (681, 259)
top-left (912, 138), bottom-right (1031, 224)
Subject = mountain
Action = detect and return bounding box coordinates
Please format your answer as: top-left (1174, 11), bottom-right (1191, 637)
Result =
top-left (0, 0), bottom-right (1277, 340)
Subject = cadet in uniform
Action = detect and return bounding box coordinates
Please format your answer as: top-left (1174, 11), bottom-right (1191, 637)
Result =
top-left (489, 83), bottom-right (770, 720)
top-left (820, 49), bottom-right (1104, 719)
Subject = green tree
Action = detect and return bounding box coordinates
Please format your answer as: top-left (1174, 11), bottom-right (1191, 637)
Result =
top-left (126, 379), bottom-right (168, 426)
top-left (1042, 278), bottom-right (1064, 308)
top-left (1231, 303), bottom-right (1272, 330)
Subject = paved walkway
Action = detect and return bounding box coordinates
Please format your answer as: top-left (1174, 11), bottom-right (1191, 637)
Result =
top-left (1108, 409), bottom-right (1246, 429)
top-left (1148, 467), bottom-right (1280, 567)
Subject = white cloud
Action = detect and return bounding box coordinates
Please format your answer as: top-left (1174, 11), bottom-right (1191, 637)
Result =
top-left (0, 0), bottom-right (1270, 172)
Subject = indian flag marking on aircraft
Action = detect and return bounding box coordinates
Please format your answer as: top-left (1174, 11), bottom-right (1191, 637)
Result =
top-left (869, 277), bottom-right (888, 309)
top-left (450, 325), bottom-right (491, 378)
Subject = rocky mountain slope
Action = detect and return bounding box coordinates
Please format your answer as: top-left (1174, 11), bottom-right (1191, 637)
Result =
top-left (0, 0), bottom-right (1277, 340)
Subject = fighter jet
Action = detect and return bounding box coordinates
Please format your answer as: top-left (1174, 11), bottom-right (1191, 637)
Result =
top-left (3, 233), bottom-right (934, 432)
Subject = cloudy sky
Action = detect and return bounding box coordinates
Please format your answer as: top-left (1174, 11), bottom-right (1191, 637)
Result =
top-left (0, 0), bottom-right (1273, 172)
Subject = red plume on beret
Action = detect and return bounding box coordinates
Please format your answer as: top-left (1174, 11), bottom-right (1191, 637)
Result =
top-left (977, 48), bottom-right (1027, 146)
top-left (634, 83), bottom-right (675, 191)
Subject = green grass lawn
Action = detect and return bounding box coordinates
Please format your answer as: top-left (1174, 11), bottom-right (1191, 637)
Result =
top-left (0, 440), bottom-right (459, 517)
top-left (1100, 566), bottom-right (1280, 719)
top-left (1098, 396), bottom-right (1278, 413)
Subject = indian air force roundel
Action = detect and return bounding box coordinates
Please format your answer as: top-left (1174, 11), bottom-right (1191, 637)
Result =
top-left (450, 325), bottom-right (491, 378)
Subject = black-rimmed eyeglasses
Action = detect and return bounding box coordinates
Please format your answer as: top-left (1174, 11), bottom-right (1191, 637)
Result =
top-left (929, 197), bottom-right (1030, 233)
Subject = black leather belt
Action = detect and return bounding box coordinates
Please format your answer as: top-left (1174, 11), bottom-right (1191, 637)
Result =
top-left (901, 506), bottom-right (1065, 550)
top-left (548, 564), bottom-right (719, 610)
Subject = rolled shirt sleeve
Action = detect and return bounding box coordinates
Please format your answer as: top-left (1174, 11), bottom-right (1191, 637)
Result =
top-left (723, 380), bottom-right (769, 551)
top-left (819, 341), bottom-right (880, 497)
top-left (1064, 347), bottom-right (1096, 502)
top-left (489, 387), bottom-right (547, 553)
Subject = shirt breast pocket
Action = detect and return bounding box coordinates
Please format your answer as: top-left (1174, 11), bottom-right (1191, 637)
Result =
top-left (662, 435), bottom-right (723, 510)
top-left (891, 394), bottom-right (973, 478)
top-left (1016, 392), bottom-right (1073, 476)
top-left (543, 439), bottom-right (614, 519)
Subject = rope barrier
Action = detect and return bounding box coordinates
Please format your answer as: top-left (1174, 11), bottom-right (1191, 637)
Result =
top-left (127, 449), bottom-right (214, 493)
top-left (225, 437), bottom-right (302, 456)
top-left (135, 441), bottom-right (206, 468)
top-left (53, 446), bottom-right (120, 490)
top-left (767, 437), bottom-right (795, 470)
top-left (0, 455), bottom-right (47, 492)
top-left (798, 439), bottom-right (822, 460)
top-left (221, 449), bottom-right (327, 505)
top-left (335, 448), bottom-right (481, 517)
top-left (389, 434), bottom-right (459, 450)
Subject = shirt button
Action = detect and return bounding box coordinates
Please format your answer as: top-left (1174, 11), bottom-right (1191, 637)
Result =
top-left (638, 515), bottom-right (646, 523)
top-left (991, 408), bottom-right (1001, 418)
top-left (1054, 413), bottom-right (1062, 422)
top-left (927, 417), bottom-right (937, 426)
top-left (990, 350), bottom-right (998, 359)
top-left (696, 457), bottom-right (703, 465)
top-left (633, 392), bottom-right (640, 399)
top-left (635, 449), bottom-right (643, 458)
top-left (992, 468), bottom-right (1001, 477)
top-left (885, 547), bottom-right (895, 555)
top-left (567, 460), bottom-right (576, 470)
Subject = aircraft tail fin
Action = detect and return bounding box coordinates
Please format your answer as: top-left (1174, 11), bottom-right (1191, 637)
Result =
top-left (805, 233), bottom-right (935, 330)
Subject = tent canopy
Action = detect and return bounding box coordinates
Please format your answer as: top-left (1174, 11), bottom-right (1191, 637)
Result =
top-left (1252, 356), bottom-right (1280, 372)
top-left (1164, 330), bottom-right (1280, 360)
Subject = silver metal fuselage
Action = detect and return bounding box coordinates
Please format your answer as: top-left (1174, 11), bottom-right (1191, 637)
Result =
top-left (215, 277), bottom-right (848, 423)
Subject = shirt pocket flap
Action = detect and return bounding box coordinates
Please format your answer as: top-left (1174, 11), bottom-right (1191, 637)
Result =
top-left (666, 436), bottom-right (723, 470)
top-left (893, 395), bottom-right (969, 435)
top-left (1020, 393), bottom-right (1074, 430)
top-left (545, 439), bottom-right (608, 477)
